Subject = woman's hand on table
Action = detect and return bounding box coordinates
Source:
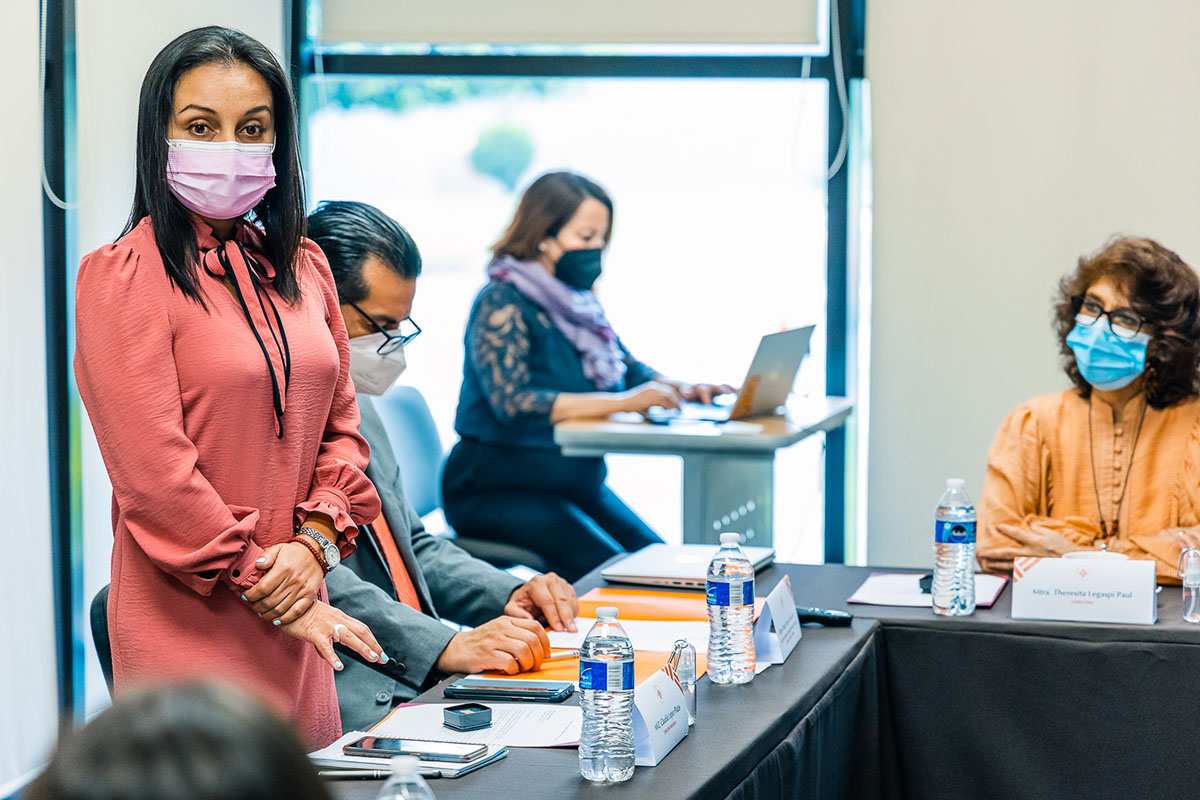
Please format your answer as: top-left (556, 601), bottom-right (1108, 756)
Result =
top-left (243, 541), bottom-right (325, 624)
top-left (676, 382), bottom-right (737, 405)
top-left (618, 381), bottom-right (682, 414)
top-left (435, 617), bottom-right (551, 676)
top-left (1145, 526), bottom-right (1200, 551)
top-left (278, 601), bottom-right (385, 671)
top-left (991, 522), bottom-right (1088, 561)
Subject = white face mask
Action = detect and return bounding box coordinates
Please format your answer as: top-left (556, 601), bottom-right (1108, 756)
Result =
top-left (347, 333), bottom-right (407, 396)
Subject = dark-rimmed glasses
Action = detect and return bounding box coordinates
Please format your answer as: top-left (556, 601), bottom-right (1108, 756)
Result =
top-left (349, 303), bottom-right (421, 355)
top-left (1070, 295), bottom-right (1146, 340)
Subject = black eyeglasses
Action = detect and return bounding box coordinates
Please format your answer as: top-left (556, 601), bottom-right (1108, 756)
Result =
top-left (349, 303), bottom-right (421, 355)
top-left (1070, 295), bottom-right (1146, 340)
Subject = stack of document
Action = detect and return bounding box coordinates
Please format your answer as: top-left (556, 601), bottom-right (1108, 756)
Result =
top-left (309, 702), bottom-right (583, 778)
top-left (309, 734), bottom-right (507, 779)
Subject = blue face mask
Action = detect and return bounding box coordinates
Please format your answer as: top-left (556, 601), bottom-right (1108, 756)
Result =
top-left (1065, 314), bottom-right (1151, 391)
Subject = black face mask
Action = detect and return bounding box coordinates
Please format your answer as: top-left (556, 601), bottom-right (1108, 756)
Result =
top-left (554, 247), bottom-right (604, 291)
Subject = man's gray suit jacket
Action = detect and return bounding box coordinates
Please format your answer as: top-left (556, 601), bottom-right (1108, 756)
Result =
top-left (326, 395), bottom-right (522, 733)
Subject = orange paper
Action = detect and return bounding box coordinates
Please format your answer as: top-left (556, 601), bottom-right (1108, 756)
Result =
top-left (481, 650), bottom-right (708, 682)
top-left (578, 586), bottom-right (764, 621)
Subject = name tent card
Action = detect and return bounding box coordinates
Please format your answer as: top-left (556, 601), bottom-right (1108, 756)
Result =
top-left (1011, 556), bottom-right (1157, 625)
top-left (754, 574), bottom-right (802, 664)
top-left (631, 667), bottom-right (689, 766)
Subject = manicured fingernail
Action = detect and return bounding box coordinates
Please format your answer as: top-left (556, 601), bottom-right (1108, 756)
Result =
top-left (240, 594), bottom-right (247, 601)
top-left (380, 652), bottom-right (389, 663)
top-left (256, 557), bottom-right (267, 564)
top-left (369, 650), bottom-right (378, 660)
top-left (334, 660), bottom-right (344, 670)
top-left (272, 619), bottom-right (281, 626)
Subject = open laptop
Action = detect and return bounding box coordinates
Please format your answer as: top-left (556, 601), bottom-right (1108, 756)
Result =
top-left (602, 543), bottom-right (776, 589)
top-left (646, 325), bottom-right (815, 424)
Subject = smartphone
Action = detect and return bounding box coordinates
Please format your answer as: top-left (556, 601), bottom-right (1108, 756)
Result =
top-left (443, 678), bottom-right (575, 703)
top-left (342, 736), bottom-right (487, 763)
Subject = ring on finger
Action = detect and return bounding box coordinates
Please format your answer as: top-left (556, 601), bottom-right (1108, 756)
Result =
top-left (333, 623), bottom-right (348, 642)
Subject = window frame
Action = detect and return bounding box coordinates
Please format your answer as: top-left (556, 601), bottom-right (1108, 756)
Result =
top-left (286, 0), bottom-right (865, 562)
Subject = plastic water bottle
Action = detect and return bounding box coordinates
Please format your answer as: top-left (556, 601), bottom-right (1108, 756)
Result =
top-left (932, 478), bottom-right (976, 616)
top-left (706, 532), bottom-right (756, 684)
top-left (1180, 548), bottom-right (1200, 623)
top-left (578, 607), bottom-right (635, 783)
top-left (375, 756), bottom-right (435, 800)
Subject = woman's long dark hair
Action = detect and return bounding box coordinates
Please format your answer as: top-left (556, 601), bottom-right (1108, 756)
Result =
top-left (493, 171), bottom-right (614, 261)
top-left (121, 26), bottom-right (306, 305)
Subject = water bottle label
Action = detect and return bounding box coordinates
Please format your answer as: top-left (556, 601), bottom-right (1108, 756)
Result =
top-left (579, 659), bottom-right (634, 691)
top-left (934, 520), bottom-right (976, 544)
top-left (706, 578), bottom-right (754, 607)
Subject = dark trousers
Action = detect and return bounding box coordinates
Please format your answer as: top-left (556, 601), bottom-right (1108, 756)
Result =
top-left (442, 439), bottom-right (662, 582)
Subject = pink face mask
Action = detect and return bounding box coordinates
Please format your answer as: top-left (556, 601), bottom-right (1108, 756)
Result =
top-left (165, 139), bottom-right (277, 220)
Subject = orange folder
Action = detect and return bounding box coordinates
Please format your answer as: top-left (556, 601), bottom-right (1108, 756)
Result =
top-left (577, 586), bottom-right (764, 621)
top-left (478, 586), bottom-right (767, 682)
top-left (481, 650), bottom-right (708, 682)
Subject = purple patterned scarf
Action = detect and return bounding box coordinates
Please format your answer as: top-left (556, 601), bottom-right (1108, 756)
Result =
top-left (487, 255), bottom-right (627, 389)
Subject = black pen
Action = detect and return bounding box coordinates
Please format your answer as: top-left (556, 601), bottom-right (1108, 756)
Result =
top-left (319, 768), bottom-right (442, 780)
top-left (318, 769), bottom-right (391, 780)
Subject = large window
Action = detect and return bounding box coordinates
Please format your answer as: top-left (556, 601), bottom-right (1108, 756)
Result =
top-left (305, 72), bottom-right (831, 560)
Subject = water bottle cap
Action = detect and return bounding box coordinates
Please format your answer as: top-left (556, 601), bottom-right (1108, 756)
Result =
top-left (389, 755), bottom-right (421, 774)
top-left (719, 532), bottom-right (742, 546)
top-left (1180, 548), bottom-right (1200, 585)
top-left (946, 478), bottom-right (965, 490)
top-left (595, 606), bottom-right (619, 619)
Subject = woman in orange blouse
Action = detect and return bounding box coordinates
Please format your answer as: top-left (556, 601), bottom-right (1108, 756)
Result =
top-left (978, 237), bottom-right (1200, 581)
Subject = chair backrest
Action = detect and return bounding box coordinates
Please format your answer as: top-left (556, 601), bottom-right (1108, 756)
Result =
top-left (371, 386), bottom-right (445, 518)
top-left (91, 584), bottom-right (114, 696)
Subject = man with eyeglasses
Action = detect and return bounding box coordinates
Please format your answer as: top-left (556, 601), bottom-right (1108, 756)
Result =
top-left (307, 201), bottom-right (579, 733)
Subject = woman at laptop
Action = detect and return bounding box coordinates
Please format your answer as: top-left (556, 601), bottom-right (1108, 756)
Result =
top-left (443, 171), bottom-right (730, 581)
top-left (977, 236), bottom-right (1200, 581)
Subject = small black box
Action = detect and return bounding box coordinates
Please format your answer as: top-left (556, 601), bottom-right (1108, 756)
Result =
top-left (443, 702), bottom-right (493, 731)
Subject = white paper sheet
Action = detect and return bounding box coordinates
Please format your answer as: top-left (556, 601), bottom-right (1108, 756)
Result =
top-left (369, 702), bottom-right (581, 748)
top-left (847, 572), bottom-right (1007, 607)
top-left (548, 618), bottom-right (711, 654)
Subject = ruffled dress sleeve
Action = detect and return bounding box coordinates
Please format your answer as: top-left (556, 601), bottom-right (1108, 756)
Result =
top-left (292, 240), bottom-right (382, 554)
top-left (74, 244), bottom-right (268, 595)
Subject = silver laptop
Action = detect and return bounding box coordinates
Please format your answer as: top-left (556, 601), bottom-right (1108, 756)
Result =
top-left (646, 325), bottom-right (815, 424)
top-left (602, 544), bottom-right (776, 589)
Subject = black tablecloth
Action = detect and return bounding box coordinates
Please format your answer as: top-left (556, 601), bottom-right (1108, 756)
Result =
top-left (781, 563), bottom-right (1200, 800)
top-left (330, 587), bottom-right (878, 800)
top-left (330, 563), bottom-right (1200, 800)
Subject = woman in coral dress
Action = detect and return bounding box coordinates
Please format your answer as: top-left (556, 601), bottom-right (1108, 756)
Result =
top-left (74, 26), bottom-right (385, 747)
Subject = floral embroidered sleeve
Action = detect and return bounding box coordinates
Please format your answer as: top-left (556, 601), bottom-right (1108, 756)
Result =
top-left (468, 284), bottom-right (560, 422)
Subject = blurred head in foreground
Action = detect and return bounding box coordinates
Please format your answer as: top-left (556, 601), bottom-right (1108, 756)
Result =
top-left (26, 683), bottom-right (332, 800)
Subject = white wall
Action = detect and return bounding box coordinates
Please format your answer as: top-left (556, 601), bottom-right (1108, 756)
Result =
top-left (73, 0), bottom-right (283, 716)
top-left (0, 1), bottom-right (58, 792)
top-left (865, 0), bottom-right (1200, 566)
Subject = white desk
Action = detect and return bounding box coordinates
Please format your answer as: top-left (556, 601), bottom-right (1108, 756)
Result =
top-left (554, 396), bottom-right (853, 545)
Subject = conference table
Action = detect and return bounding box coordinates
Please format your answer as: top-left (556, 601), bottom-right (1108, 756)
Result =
top-left (330, 563), bottom-right (1200, 800)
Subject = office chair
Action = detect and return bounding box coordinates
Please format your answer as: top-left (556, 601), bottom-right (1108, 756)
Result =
top-left (91, 584), bottom-right (114, 697)
top-left (372, 387), bottom-right (549, 573)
